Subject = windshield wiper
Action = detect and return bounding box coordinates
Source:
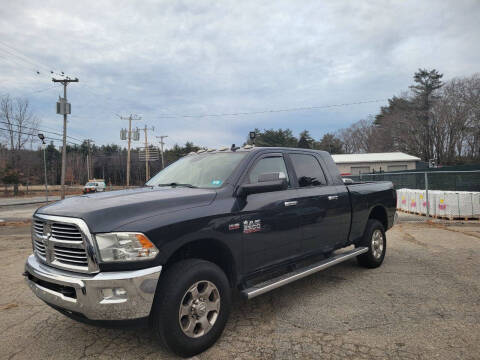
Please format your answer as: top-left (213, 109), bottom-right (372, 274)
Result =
top-left (157, 182), bottom-right (198, 188)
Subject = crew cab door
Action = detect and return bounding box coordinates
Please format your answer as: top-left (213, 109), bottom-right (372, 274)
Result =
top-left (287, 152), bottom-right (349, 254)
top-left (238, 153), bottom-right (301, 273)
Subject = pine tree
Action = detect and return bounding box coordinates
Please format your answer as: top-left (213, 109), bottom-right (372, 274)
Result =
top-left (409, 69), bottom-right (443, 160)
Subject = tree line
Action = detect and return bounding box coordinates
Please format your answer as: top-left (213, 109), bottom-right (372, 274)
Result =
top-left (0, 139), bottom-right (202, 191)
top-left (1, 69), bottom-right (479, 192)
top-left (249, 69), bottom-right (480, 165)
top-left (337, 70), bottom-right (480, 164)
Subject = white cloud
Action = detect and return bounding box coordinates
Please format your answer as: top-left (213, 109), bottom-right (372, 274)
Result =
top-left (0, 0), bottom-right (479, 147)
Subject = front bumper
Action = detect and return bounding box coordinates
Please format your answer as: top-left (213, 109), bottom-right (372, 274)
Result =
top-left (25, 254), bottom-right (162, 321)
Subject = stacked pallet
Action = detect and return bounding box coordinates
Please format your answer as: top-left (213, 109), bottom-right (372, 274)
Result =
top-left (396, 188), bottom-right (480, 220)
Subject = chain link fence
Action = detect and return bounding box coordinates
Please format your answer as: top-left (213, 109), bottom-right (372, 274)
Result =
top-left (349, 170), bottom-right (480, 222)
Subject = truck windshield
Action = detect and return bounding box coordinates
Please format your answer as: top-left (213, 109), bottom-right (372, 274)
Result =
top-left (146, 152), bottom-right (247, 189)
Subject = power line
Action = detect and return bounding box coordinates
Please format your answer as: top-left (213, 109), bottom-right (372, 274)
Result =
top-left (0, 121), bottom-right (83, 142)
top-left (0, 43), bottom-right (49, 72)
top-left (0, 84), bottom-right (62, 98)
top-left (0, 48), bottom-right (53, 81)
top-left (154, 99), bottom-right (388, 119)
top-left (0, 127), bottom-right (76, 145)
top-left (26, 84), bottom-right (63, 95)
top-left (30, 120), bottom-right (83, 139)
top-left (0, 40), bottom-right (66, 78)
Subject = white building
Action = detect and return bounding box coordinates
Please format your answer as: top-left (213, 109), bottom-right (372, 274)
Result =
top-left (331, 152), bottom-right (421, 176)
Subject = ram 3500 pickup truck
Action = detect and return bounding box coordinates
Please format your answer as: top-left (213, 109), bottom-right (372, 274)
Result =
top-left (24, 147), bottom-right (396, 357)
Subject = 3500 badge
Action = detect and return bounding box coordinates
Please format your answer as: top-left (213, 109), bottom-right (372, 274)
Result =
top-left (243, 219), bottom-right (261, 234)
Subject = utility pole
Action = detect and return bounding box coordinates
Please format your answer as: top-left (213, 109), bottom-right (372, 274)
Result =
top-left (52, 77), bottom-right (78, 199)
top-left (118, 114), bottom-right (141, 187)
top-left (85, 139), bottom-right (94, 180)
top-left (143, 125), bottom-right (155, 181)
top-left (38, 134), bottom-right (48, 202)
top-left (156, 135), bottom-right (168, 169)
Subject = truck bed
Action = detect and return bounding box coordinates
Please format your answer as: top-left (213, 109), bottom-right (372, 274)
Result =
top-left (346, 181), bottom-right (397, 242)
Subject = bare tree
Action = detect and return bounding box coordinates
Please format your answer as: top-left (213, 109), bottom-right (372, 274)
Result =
top-left (337, 117), bottom-right (385, 154)
top-left (339, 73), bottom-right (480, 164)
top-left (0, 95), bottom-right (39, 194)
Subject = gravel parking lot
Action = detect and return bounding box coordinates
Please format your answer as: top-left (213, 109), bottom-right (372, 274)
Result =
top-left (1, 222), bottom-right (479, 360)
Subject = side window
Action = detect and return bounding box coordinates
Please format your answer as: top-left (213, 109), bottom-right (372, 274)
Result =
top-left (248, 156), bottom-right (289, 184)
top-left (289, 153), bottom-right (327, 187)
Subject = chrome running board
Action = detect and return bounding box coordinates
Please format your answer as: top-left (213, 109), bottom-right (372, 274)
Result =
top-left (241, 247), bottom-right (368, 299)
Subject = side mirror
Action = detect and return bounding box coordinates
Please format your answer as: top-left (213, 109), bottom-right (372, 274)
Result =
top-left (237, 179), bottom-right (287, 198)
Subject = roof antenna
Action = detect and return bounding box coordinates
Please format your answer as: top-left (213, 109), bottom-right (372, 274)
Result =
top-left (231, 144), bottom-right (239, 151)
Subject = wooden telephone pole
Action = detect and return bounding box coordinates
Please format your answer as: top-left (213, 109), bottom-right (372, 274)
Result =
top-left (118, 114), bottom-right (141, 187)
top-left (52, 77), bottom-right (78, 199)
top-left (143, 125), bottom-right (155, 181)
top-left (85, 139), bottom-right (94, 180)
top-left (156, 135), bottom-right (168, 169)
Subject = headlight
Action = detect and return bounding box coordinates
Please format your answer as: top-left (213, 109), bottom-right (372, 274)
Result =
top-left (94, 232), bottom-right (159, 262)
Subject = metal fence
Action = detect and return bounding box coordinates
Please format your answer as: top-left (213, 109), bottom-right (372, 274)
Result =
top-left (349, 170), bottom-right (480, 221)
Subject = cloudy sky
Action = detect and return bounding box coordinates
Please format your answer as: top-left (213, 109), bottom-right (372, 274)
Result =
top-left (0, 0), bottom-right (479, 149)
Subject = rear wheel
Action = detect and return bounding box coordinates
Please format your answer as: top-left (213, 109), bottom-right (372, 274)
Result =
top-left (151, 259), bottom-right (231, 357)
top-left (357, 219), bottom-right (386, 268)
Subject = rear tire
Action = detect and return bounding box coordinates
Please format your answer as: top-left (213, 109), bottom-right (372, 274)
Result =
top-left (151, 259), bottom-right (231, 358)
top-left (357, 219), bottom-right (386, 268)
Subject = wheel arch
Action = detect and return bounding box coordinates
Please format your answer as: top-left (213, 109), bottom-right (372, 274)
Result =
top-left (368, 205), bottom-right (388, 230)
top-left (164, 238), bottom-right (237, 288)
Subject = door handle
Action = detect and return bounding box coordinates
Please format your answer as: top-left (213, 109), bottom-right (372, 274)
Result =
top-left (328, 195), bottom-right (339, 200)
top-left (284, 201), bottom-right (298, 207)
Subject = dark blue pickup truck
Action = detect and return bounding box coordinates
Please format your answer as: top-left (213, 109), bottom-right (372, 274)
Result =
top-left (24, 146), bottom-right (396, 357)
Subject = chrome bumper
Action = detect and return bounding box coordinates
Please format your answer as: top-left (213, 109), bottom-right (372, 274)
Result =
top-left (25, 254), bottom-right (162, 320)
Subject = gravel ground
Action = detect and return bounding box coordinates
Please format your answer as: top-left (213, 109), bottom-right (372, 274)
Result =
top-left (0, 222), bottom-right (479, 360)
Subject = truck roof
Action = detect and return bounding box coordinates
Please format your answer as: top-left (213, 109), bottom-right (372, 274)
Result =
top-left (189, 146), bottom-right (330, 156)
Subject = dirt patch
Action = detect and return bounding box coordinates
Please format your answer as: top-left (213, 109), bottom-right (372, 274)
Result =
top-left (0, 220), bottom-right (31, 227)
top-left (0, 303), bottom-right (19, 311)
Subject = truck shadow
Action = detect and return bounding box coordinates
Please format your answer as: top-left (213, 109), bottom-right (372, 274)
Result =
top-left (54, 258), bottom-right (375, 359)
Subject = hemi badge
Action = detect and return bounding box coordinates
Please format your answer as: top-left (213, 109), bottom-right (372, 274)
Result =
top-left (228, 223), bottom-right (240, 231)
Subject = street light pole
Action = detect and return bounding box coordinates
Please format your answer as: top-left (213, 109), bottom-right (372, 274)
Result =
top-left (38, 134), bottom-right (48, 202)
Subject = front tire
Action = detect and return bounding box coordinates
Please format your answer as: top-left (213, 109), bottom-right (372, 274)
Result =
top-left (151, 259), bottom-right (231, 357)
top-left (357, 219), bottom-right (386, 268)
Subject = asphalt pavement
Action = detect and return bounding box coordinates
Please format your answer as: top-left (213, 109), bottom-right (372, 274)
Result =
top-left (1, 222), bottom-right (479, 359)
top-left (0, 203), bottom-right (43, 223)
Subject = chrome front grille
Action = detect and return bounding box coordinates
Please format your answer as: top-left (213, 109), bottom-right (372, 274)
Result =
top-left (31, 215), bottom-right (98, 274)
top-left (33, 220), bottom-right (44, 237)
top-left (51, 223), bottom-right (83, 242)
top-left (53, 245), bottom-right (89, 267)
top-left (33, 238), bottom-right (46, 258)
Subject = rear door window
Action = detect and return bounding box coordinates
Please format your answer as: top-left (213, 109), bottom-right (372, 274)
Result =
top-left (289, 153), bottom-right (327, 187)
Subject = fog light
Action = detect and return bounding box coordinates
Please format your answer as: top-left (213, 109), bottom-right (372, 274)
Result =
top-left (101, 287), bottom-right (128, 302)
top-left (114, 288), bottom-right (127, 296)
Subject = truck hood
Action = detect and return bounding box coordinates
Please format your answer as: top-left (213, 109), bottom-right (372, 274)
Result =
top-left (36, 186), bottom-right (217, 233)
